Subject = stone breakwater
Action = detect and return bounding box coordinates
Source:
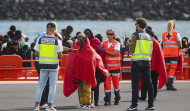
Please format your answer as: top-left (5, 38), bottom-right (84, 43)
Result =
top-left (0, 0), bottom-right (190, 20)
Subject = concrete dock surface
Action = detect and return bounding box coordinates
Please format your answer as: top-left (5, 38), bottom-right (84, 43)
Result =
top-left (0, 81), bottom-right (190, 111)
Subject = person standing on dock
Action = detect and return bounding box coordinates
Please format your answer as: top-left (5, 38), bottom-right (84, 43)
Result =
top-left (127, 18), bottom-right (154, 110)
top-left (33, 22), bottom-right (63, 111)
top-left (101, 29), bottom-right (121, 106)
top-left (162, 20), bottom-right (182, 91)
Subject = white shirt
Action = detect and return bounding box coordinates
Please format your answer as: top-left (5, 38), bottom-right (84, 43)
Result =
top-left (34, 36), bottom-right (63, 52)
top-left (177, 33), bottom-right (181, 41)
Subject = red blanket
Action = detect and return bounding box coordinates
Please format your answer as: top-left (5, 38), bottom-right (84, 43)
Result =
top-left (89, 36), bottom-right (101, 53)
top-left (63, 39), bottom-right (108, 97)
top-left (151, 38), bottom-right (167, 89)
top-left (175, 52), bottom-right (183, 76)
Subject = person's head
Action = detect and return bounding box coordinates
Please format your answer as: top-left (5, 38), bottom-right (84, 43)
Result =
top-left (135, 18), bottom-right (147, 31)
top-left (84, 29), bottom-right (93, 39)
top-left (7, 31), bottom-right (15, 40)
top-left (115, 38), bottom-right (121, 43)
top-left (77, 33), bottom-right (87, 48)
top-left (106, 29), bottom-right (116, 40)
top-left (75, 32), bottom-right (81, 39)
top-left (7, 41), bottom-right (12, 48)
top-left (12, 41), bottom-right (19, 50)
top-left (2, 35), bottom-right (10, 44)
top-left (167, 20), bottom-right (175, 34)
top-left (21, 42), bottom-right (28, 51)
top-left (145, 26), bottom-right (152, 32)
top-left (171, 20), bottom-right (176, 30)
top-left (51, 21), bottom-right (57, 29)
top-left (15, 30), bottom-right (22, 40)
top-left (145, 26), bottom-right (154, 37)
top-left (30, 42), bottom-right (35, 50)
top-left (10, 25), bottom-right (16, 32)
top-left (66, 25), bottom-right (73, 34)
top-left (46, 22), bottom-right (56, 35)
top-left (95, 34), bottom-right (103, 42)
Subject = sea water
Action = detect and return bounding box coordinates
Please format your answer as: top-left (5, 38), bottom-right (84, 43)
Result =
top-left (0, 20), bottom-right (190, 45)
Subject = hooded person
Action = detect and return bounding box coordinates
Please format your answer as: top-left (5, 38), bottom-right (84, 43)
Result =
top-left (84, 29), bottom-right (101, 54)
top-left (63, 33), bottom-right (108, 109)
top-left (84, 29), bottom-right (104, 106)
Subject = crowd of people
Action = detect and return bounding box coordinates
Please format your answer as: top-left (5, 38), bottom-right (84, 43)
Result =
top-left (0, 18), bottom-right (187, 111)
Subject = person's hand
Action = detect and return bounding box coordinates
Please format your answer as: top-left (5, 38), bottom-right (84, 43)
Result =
top-left (71, 48), bottom-right (77, 53)
top-left (99, 45), bottom-right (106, 52)
top-left (97, 47), bottom-right (101, 53)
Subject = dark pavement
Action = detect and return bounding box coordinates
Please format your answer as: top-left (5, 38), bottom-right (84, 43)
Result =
top-left (0, 81), bottom-right (190, 111)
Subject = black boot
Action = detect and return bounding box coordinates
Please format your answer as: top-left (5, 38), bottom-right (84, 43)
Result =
top-left (114, 89), bottom-right (121, 105)
top-left (104, 92), bottom-right (111, 106)
top-left (166, 78), bottom-right (177, 91)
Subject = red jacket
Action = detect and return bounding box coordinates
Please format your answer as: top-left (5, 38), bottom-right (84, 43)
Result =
top-left (63, 39), bottom-right (108, 97)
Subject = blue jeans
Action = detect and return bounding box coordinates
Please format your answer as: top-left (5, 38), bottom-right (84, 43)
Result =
top-left (35, 69), bottom-right (58, 104)
top-left (131, 62), bottom-right (154, 108)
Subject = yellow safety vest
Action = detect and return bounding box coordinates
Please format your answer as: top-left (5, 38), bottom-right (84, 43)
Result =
top-left (131, 32), bottom-right (153, 63)
top-left (38, 36), bottom-right (59, 66)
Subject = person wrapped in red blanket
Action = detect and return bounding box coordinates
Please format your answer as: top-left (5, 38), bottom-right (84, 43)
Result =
top-left (139, 37), bottom-right (167, 100)
top-left (63, 33), bottom-right (108, 109)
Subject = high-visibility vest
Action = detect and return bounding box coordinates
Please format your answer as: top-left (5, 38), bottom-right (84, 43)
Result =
top-left (162, 31), bottom-right (180, 58)
top-left (131, 31), bottom-right (153, 64)
top-left (102, 40), bottom-right (121, 71)
top-left (38, 36), bottom-right (59, 69)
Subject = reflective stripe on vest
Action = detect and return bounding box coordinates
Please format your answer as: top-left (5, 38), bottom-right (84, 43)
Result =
top-left (105, 57), bottom-right (120, 60)
top-left (39, 37), bottom-right (59, 64)
top-left (107, 63), bottom-right (120, 67)
top-left (131, 34), bottom-right (153, 62)
top-left (163, 41), bottom-right (178, 44)
top-left (163, 45), bottom-right (179, 48)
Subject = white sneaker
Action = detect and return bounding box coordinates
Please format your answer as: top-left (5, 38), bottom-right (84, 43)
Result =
top-left (34, 106), bottom-right (40, 111)
top-left (41, 103), bottom-right (48, 109)
top-left (76, 104), bottom-right (84, 109)
top-left (45, 106), bottom-right (57, 111)
top-left (82, 105), bottom-right (91, 110)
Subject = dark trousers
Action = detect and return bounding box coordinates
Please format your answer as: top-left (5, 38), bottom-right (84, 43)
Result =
top-left (131, 62), bottom-right (154, 107)
top-left (91, 82), bottom-right (100, 104)
top-left (35, 61), bottom-right (49, 106)
top-left (141, 71), bottom-right (159, 99)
